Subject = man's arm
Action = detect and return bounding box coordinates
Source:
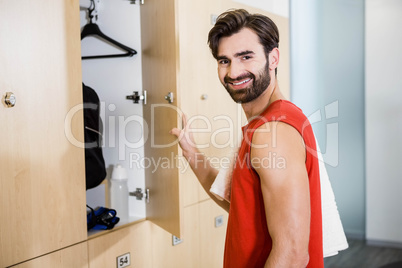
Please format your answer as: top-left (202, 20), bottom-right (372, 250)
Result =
top-left (251, 122), bottom-right (310, 268)
top-left (170, 114), bottom-right (230, 212)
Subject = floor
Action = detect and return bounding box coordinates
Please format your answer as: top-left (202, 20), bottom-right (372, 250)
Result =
top-left (324, 239), bottom-right (402, 268)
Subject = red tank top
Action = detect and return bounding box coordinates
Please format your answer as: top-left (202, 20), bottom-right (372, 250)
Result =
top-left (223, 100), bottom-right (323, 268)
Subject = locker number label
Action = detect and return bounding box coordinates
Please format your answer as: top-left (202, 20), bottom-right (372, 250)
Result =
top-left (117, 252), bottom-right (131, 268)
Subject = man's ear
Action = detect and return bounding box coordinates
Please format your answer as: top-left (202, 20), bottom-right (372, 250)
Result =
top-left (268, 48), bottom-right (280, 71)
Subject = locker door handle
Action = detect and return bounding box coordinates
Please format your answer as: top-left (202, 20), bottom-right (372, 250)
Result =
top-left (4, 92), bottom-right (16, 108)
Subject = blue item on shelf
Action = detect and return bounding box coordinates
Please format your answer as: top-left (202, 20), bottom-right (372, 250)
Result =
top-left (87, 205), bottom-right (120, 230)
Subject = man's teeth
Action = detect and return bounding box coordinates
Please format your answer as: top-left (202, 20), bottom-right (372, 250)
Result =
top-left (233, 78), bottom-right (251, 86)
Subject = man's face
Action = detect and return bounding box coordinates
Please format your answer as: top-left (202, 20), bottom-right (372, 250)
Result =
top-left (216, 28), bottom-right (270, 104)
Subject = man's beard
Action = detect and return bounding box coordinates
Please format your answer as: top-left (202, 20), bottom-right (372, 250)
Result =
top-left (223, 62), bottom-right (271, 104)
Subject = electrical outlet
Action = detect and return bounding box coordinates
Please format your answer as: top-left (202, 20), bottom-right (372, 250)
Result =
top-left (116, 252), bottom-right (130, 268)
top-left (172, 235), bottom-right (183, 246)
top-left (215, 215), bottom-right (224, 227)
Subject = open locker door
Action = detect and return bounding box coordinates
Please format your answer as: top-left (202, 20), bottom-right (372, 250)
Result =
top-left (140, 0), bottom-right (182, 238)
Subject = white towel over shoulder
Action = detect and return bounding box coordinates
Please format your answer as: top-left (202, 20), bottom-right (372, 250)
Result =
top-left (316, 141), bottom-right (349, 257)
top-left (209, 145), bottom-right (237, 202)
top-left (210, 138), bottom-right (348, 257)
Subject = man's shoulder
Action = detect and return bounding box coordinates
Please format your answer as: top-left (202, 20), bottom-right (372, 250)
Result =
top-left (249, 100), bottom-right (309, 133)
top-left (267, 99), bottom-right (306, 120)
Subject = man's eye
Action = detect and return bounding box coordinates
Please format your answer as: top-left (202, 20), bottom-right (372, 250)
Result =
top-left (243, 56), bottom-right (251, 60)
top-left (219, 59), bottom-right (229, 64)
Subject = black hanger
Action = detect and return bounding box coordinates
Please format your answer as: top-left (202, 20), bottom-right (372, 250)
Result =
top-left (81, 0), bottom-right (137, 60)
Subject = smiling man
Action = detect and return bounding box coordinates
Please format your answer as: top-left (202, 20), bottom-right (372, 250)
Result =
top-left (170, 9), bottom-right (323, 268)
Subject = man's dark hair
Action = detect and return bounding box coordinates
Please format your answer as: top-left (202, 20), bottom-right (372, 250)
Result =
top-left (208, 9), bottom-right (280, 74)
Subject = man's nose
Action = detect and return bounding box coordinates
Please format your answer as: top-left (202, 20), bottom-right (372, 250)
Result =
top-left (227, 62), bottom-right (244, 80)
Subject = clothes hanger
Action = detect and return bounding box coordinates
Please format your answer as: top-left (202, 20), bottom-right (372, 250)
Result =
top-left (81, 0), bottom-right (137, 60)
